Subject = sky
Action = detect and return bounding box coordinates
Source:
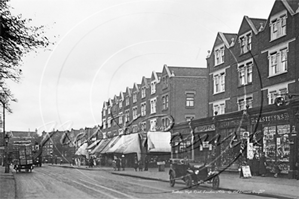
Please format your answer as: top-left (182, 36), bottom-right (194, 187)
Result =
top-left (4, 0), bottom-right (275, 134)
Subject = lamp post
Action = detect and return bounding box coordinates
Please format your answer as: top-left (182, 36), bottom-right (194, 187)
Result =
top-left (0, 93), bottom-right (9, 173)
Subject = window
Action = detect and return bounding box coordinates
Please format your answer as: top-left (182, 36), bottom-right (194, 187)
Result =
top-left (150, 98), bottom-right (157, 114)
top-left (141, 122), bottom-right (147, 131)
top-left (102, 120), bottom-right (106, 129)
top-left (132, 125), bottom-right (139, 133)
top-left (151, 82), bottom-right (156, 94)
top-left (107, 118), bottom-right (111, 128)
top-left (150, 118), bottom-right (157, 131)
top-left (162, 95), bottom-right (169, 110)
top-left (185, 115), bottom-right (195, 122)
top-left (141, 87), bottom-right (146, 98)
top-left (238, 60), bottom-right (253, 85)
top-left (269, 48), bottom-right (288, 76)
top-left (125, 110), bottom-right (130, 122)
top-left (162, 117), bottom-right (170, 129)
top-left (103, 109), bottom-right (106, 117)
top-left (186, 93), bottom-right (195, 107)
top-left (214, 45), bottom-right (225, 66)
top-left (125, 97), bottom-right (130, 106)
top-left (162, 76), bottom-right (168, 89)
top-left (108, 107), bottom-right (111, 115)
top-left (119, 100), bottom-right (122, 109)
top-left (213, 72), bottom-right (225, 94)
top-left (237, 96), bottom-right (253, 110)
top-left (270, 11), bottom-right (287, 41)
top-left (239, 32), bottom-right (252, 54)
top-left (133, 93), bottom-right (137, 103)
top-left (119, 114), bottom-right (123, 124)
top-left (132, 106), bottom-right (138, 119)
top-left (213, 102), bottom-right (225, 115)
top-left (141, 102), bottom-right (146, 116)
top-left (268, 87), bottom-right (288, 104)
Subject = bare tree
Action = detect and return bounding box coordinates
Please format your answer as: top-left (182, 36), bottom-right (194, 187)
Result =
top-left (0, 0), bottom-right (53, 108)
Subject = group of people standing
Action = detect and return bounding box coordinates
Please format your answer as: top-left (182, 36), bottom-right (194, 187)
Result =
top-left (112, 155), bottom-right (126, 171)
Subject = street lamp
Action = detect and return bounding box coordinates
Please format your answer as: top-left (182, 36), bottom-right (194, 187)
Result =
top-left (4, 133), bottom-right (9, 173)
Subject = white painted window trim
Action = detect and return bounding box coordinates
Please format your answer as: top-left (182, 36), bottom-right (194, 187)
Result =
top-left (214, 44), bottom-right (225, 66)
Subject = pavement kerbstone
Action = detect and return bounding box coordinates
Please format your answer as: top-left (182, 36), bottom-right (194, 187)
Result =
top-left (50, 164), bottom-right (299, 199)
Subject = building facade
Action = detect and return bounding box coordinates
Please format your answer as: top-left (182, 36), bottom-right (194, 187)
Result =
top-left (100, 64), bottom-right (208, 164)
top-left (171, 0), bottom-right (299, 179)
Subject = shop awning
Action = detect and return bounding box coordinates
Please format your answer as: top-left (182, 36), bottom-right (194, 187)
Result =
top-left (75, 143), bottom-right (89, 158)
top-left (101, 136), bottom-right (121, 154)
top-left (106, 133), bottom-right (141, 160)
top-left (147, 131), bottom-right (171, 153)
top-left (87, 139), bottom-right (101, 150)
top-left (90, 138), bottom-right (111, 154)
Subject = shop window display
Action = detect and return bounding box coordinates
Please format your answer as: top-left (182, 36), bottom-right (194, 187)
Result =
top-left (263, 125), bottom-right (290, 174)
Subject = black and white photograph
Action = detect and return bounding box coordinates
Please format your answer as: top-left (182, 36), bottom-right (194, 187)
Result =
top-left (0, 0), bottom-right (298, 198)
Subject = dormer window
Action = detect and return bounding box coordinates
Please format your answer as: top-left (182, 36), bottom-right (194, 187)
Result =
top-left (214, 44), bottom-right (224, 66)
top-left (162, 76), bottom-right (168, 89)
top-left (239, 31), bottom-right (252, 54)
top-left (119, 100), bottom-right (122, 109)
top-left (126, 96), bottom-right (129, 106)
top-left (151, 82), bottom-right (156, 94)
top-left (141, 87), bottom-right (146, 98)
top-left (270, 10), bottom-right (287, 41)
top-left (133, 93), bottom-right (137, 103)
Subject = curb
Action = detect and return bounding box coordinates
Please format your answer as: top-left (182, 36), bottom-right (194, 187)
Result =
top-left (49, 165), bottom-right (297, 199)
top-left (110, 172), bottom-right (297, 199)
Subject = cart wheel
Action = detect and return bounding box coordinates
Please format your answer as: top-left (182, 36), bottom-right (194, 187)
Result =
top-left (212, 175), bottom-right (220, 189)
top-left (185, 175), bottom-right (192, 188)
top-left (169, 172), bottom-right (175, 187)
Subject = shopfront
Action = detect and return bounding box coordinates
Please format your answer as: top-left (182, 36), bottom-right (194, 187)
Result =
top-left (171, 122), bottom-right (192, 159)
top-left (250, 105), bottom-right (298, 178)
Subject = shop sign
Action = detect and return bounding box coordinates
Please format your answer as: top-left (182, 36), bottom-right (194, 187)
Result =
top-left (251, 113), bottom-right (289, 125)
top-left (219, 120), bottom-right (243, 128)
top-left (194, 124), bottom-right (215, 132)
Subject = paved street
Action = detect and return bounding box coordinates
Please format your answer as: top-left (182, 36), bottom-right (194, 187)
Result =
top-left (11, 165), bottom-right (273, 199)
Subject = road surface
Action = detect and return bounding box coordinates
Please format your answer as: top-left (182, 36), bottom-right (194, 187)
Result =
top-left (14, 165), bottom-right (274, 199)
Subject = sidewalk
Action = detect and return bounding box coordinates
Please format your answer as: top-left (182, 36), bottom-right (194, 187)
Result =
top-left (0, 166), bottom-right (16, 199)
top-left (52, 164), bottom-right (299, 199)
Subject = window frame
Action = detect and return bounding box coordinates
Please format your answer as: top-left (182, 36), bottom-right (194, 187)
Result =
top-left (270, 11), bottom-right (287, 41)
top-left (214, 44), bottom-right (225, 66)
top-left (186, 92), bottom-right (195, 107)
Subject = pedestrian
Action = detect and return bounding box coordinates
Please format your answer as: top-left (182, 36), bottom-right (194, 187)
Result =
top-left (134, 156), bottom-right (138, 171)
top-left (116, 157), bottom-right (121, 171)
top-left (121, 155), bottom-right (126, 171)
top-left (274, 162), bottom-right (280, 178)
top-left (252, 153), bottom-right (259, 176)
top-left (144, 155), bottom-right (148, 171)
top-left (259, 153), bottom-right (267, 177)
top-left (138, 160), bottom-right (143, 171)
top-left (112, 157), bottom-right (116, 171)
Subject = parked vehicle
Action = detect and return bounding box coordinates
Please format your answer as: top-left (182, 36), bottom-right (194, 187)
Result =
top-left (14, 144), bottom-right (34, 173)
top-left (169, 158), bottom-right (220, 189)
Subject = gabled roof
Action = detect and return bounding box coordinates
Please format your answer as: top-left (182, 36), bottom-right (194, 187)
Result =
top-left (132, 82), bottom-right (140, 93)
top-left (150, 71), bottom-right (160, 82)
top-left (167, 66), bottom-right (208, 77)
top-left (210, 32), bottom-right (237, 55)
top-left (125, 87), bottom-right (132, 97)
top-left (140, 76), bottom-right (150, 88)
top-left (118, 92), bottom-right (124, 101)
top-left (244, 16), bottom-right (267, 35)
top-left (107, 98), bottom-right (113, 107)
top-left (283, 0), bottom-right (299, 15)
top-left (102, 101), bottom-right (108, 110)
top-left (113, 95), bottom-right (119, 104)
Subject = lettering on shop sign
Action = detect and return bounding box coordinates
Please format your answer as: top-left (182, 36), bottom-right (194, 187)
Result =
top-left (219, 120), bottom-right (243, 128)
top-left (251, 113), bottom-right (289, 125)
top-left (194, 124), bottom-right (215, 132)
